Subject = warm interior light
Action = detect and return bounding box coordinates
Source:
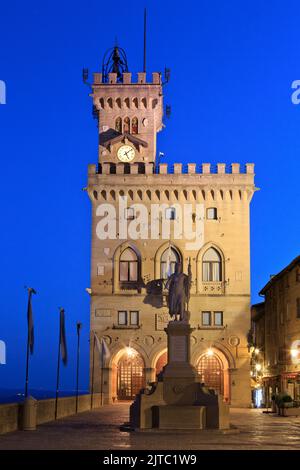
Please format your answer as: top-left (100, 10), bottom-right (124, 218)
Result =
top-left (207, 348), bottom-right (214, 356)
top-left (255, 363), bottom-right (262, 372)
top-left (291, 348), bottom-right (298, 358)
top-left (254, 348), bottom-right (260, 355)
top-left (126, 347), bottom-right (135, 358)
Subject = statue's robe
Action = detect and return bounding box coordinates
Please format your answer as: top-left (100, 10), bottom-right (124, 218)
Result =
top-left (166, 272), bottom-right (189, 319)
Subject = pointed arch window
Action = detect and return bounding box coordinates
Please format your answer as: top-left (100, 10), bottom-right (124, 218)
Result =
top-left (115, 117), bottom-right (122, 133)
top-left (132, 117), bottom-right (138, 134)
top-left (123, 117), bottom-right (130, 133)
top-left (202, 248), bottom-right (222, 282)
top-left (160, 246), bottom-right (180, 280)
top-left (119, 247), bottom-right (139, 282)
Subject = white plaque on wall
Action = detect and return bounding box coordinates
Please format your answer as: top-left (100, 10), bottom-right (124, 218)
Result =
top-left (95, 308), bottom-right (111, 317)
top-left (97, 264), bottom-right (105, 276)
top-left (155, 313), bottom-right (169, 331)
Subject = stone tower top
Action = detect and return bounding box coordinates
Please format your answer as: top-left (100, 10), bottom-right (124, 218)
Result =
top-left (91, 46), bottom-right (164, 167)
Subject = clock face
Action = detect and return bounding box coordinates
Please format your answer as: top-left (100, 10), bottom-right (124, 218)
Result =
top-left (117, 145), bottom-right (135, 162)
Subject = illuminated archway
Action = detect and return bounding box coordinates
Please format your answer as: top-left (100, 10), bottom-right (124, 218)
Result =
top-left (196, 348), bottom-right (230, 402)
top-left (116, 348), bottom-right (145, 400)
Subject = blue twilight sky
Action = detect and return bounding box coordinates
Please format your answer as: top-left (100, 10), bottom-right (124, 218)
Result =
top-left (0, 0), bottom-right (299, 392)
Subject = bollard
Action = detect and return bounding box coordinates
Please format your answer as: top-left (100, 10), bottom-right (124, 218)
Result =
top-left (22, 396), bottom-right (37, 431)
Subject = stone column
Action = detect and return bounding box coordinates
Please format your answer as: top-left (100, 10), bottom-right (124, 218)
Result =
top-left (145, 367), bottom-right (156, 385)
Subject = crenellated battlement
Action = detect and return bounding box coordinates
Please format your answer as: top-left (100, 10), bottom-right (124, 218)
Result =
top-left (93, 72), bottom-right (162, 86)
top-left (88, 162), bottom-right (255, 177)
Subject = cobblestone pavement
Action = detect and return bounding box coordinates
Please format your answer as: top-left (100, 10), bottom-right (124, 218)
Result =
top-left (1, 404), bottom-right (300, 450)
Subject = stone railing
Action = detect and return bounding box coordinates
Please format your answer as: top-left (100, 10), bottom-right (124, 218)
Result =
top-left (0, 393), bottom-right (102, 435)
top-left (93, 72), bottom-right (161, 85)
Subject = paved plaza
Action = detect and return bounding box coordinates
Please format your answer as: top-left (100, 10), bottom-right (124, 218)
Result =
top-left (1, 403), bottom-right (300, 450)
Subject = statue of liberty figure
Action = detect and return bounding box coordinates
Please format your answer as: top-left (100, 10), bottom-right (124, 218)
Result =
top-left (165, 258), bottom-right (192, 322)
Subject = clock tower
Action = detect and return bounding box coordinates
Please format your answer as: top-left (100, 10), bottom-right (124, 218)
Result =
top-left (91, 46), bottom-right (164, 169)
top-left (87, 42), bottom-right (256, 409)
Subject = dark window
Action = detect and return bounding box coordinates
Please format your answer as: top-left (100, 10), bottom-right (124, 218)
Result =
top-left (202, 311), bottom-right (211, 326)
top-left (207, 208), bottom-right (218, 220)
top-left (124, 163), bottom-right (130, 174)
top-left (138, 162), bottom-right (145, 174)
top-left (110, 163), bottom-right (116, 174)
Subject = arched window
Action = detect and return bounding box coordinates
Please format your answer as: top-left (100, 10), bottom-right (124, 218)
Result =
top-left (132, 117), bottom-right (138, 134)
top-left (123, 117), bottom-right (130, 133)
top-left (115, 117), bottom-right (122, 133)
top-left (119, 247), bottom-right (138, 282)
top-left (160, 246), bottom-right (180, 279)
top-left (202, 247), bottom-right (222, 282)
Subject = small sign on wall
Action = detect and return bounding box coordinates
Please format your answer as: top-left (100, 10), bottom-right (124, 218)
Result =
top-left (156, 313), bottom-right (169, 331)
top-left (97, 264), bottom-right (105, 276)
top-left (95, 309), bottom-right (111, 317)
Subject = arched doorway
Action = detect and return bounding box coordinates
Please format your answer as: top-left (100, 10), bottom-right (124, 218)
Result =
top-left (117, 350), bottom-right (145, 400)
top-left (197, 352), bottom-right (224, 396)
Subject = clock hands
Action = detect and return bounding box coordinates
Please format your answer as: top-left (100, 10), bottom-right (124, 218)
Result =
top-left (118, 145), bottom-right (135, 162)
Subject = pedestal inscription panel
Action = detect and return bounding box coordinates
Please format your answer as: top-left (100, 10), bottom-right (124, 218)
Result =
top-left (169, 335), bottom-right (187, 362)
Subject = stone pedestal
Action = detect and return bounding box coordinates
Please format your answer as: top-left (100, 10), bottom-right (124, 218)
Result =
top-left (163, 321), bottom-right (197, 379)
top-left (157, 405), bottom-right (206, 429)
top-left (129, 320), bottom-right (230, 430)
top-left (162, 321), bottom-right (199, 406)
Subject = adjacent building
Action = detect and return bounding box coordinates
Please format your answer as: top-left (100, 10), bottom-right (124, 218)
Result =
top-left (86, 45), bottom-right (256, 407)
top-left (251, 256), bottom-right (300, 405)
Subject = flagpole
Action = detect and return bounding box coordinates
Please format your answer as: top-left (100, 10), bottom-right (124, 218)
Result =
top-left (100, 338), bottom-right (104, 406)
top-left (55, 310), bottom-right (62, 420)
top-left (75, 322), bottom-right (82, 413)
top-left (90, 332), bottom-right (96, 410)
top-left (24, 287), bottom-right (35, 399)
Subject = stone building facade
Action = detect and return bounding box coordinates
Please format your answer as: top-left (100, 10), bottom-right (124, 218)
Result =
top-left (251, 256), bottom-right (300, 405)
top-left (86, 49), bottom-right (256, 407)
